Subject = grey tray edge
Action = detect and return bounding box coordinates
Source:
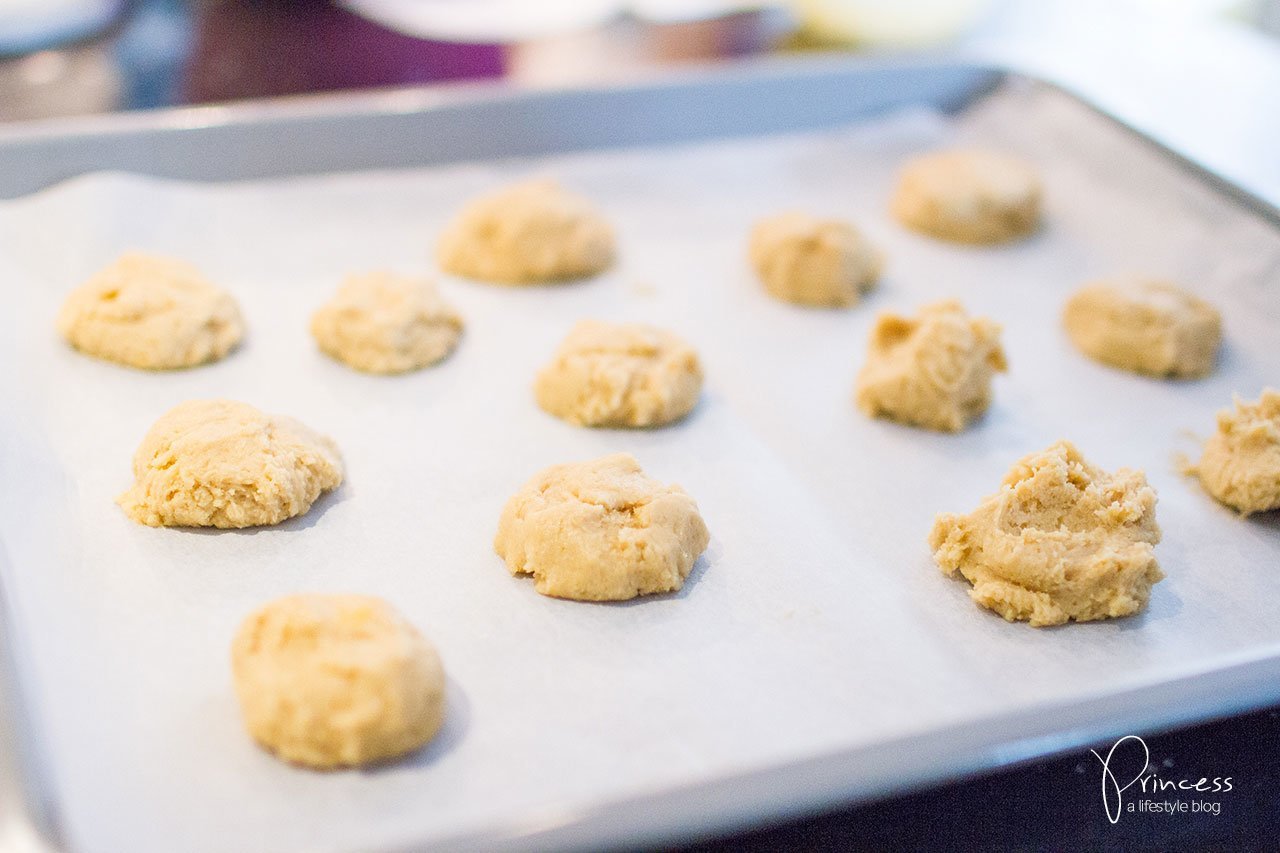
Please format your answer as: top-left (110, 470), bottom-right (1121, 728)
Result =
top-left (1, 53), bottom-right (1278, 853)
top-left (0, 53), bottom-right (1002, 200)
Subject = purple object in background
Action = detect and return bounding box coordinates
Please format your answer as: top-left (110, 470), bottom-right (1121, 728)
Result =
top-left (184, 0), bottom-right (504, 103)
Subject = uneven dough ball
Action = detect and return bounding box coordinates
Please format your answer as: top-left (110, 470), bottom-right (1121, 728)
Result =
top-left (1195, 388), bottom-right (1280, 515)
top-left (1063, 278), bottom-right (1221, 378)
top-left (56, 252), bottom-right (243, 369)
top-left (748, 212), bottom-right (883, 307)
top-left (929, 441), bottom-right (1164, 627)
top-left (436, 179), bottom-right (615, 284)
top-left (534, 320), bottom-right (702, 428)
top-left (891, 149), bottom-right (1041, 244)
top-left (117, 399), bottom-right (343, 528)
top-left (855, 299), bottom-right (1007, 432)
top-left (310, 272), bottom-right (463, 374)
top-left (494, 453), bottom-right (710, 601)
top-left (232, 594), bottom-right (446, 770)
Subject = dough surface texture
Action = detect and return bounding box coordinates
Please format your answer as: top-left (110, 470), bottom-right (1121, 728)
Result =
top-left (891, 149), bottom-right (1041, 244)
top-left (854, 299), bottom-right (1006, 431)
top-left (232, 594), bottom-right (446, 769)
top-left (534, 320), bottom-right (702, 427)
top-left (929, 441), bottom-right (1164, 627)
top-left (1063, 278), bottom-right (1221, 378)
top-left (56, 252), bottom-right (243, 369)
top-left (436, 179), bottom-right (615, 283)
top-left (748, 212), bottom-right (882, 307)
top-left (117, 399), bottom-right (343, 528)
top-left (310, 271), bottom-right (463, 373)
top-left (1195, 388), bottom-right (1280, 515)
top-left (494, 453), bottom-right (710, 601)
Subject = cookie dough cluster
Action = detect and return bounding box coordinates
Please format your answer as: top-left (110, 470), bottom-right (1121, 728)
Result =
top-left (891, 149), bottom-right (1042, 244)
top-left (232, 594), bottom-right (446, 769)
top-left (929, 441), bottom-right (1164, 627)
top-left (494, 453), bottom-right (710, 601)
top-left (1063, 278), bottom-right (1222, 378)
top-left (52, 138), bottom-right (1269, 773)
top-left (117, 399), bottom-right (343, 529)
top-left (436, 179), bottom-right (615, 284)
top-left (310, 272), bottom-right (463, 374)
top-left (855, 300), bottom-right (1007, 432)
top-left (749, 212), bottom-right (882, 307)
top-left (849, 148), bottom-right (1243, 627)
top-left (57, 252), bottom-right (244, 370)
top-left (61, 178), bottom-right (705, 769)
top-left (58, 254), bottom-right (469, 377)
top-left (535, 320), bottom-right (703, 428)
top-left (1192, 388), bottom-right (1280, 515)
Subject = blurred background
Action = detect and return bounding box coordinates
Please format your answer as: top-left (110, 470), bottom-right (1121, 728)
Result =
top-left (0, 0), bottom-right (1275, 123)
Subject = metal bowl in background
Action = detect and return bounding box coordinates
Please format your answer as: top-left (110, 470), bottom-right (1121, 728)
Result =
top-left (0, 0), bottom-right (124, 121)
top-left (184, 0), bottom-right (789, 101)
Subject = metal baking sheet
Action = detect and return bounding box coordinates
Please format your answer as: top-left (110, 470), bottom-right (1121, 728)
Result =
top-left (1, 60), bottom-right (1279, 853)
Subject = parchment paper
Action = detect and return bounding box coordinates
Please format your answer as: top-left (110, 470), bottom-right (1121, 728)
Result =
top-left (1, 81), bottom-right (1278, 853)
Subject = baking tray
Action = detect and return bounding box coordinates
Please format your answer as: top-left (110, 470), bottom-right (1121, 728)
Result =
top-left (1, 57), bottom-right (1279, 853)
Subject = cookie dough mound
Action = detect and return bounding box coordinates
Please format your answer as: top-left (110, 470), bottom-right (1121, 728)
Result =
top-left (310, 272), bottom-right (463, 374)
top-left (854, 299), bottom-right (1006, 432)
top-left (436, 179), bottom-right (615, 284)
top-left (534, 320), bottom-right (702, 428)
top-left (1194, 388), bottom-right (1280, 515)
top-left (117, 399), bottom-right (343, 528)
top-left (929, 441), bottom-right (1163, 627)
top-left (891, 150), bottom-right (1041, 244)
top-left (494, 453), bottom-right (710, 601)
top-left (56, 252), bottom-right (243, 369)
top-left (1063, 278), bottom-right (1221, 378)
top-left (232, 594), bottom-right (446, 769)
top-left (748, 212), bottom-right (883, 307)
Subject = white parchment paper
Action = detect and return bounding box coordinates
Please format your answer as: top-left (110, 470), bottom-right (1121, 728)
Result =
top-left (0, 81), bottom-right (1278, 853)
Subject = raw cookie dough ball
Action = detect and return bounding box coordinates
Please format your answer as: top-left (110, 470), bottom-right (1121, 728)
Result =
top-left (748, 212), bottom-right (883, 307)
top-left (891, 149), bottom-right (1042, 244)
top-left (494, 453), bottom-right (710, 601)
top-left (232, 594), bottom-right (446, 770)
top-left (56, 252), bottom-right (243, 369)
top-left (117, 399), bottom-right (343, 528)
top-left (1063, 278), bottom-right (1222, 378)
top-left (854, 299), bottom-right (1007, 432)
top-left (310, 271), bottom-right (463, 374)
top-left (1194, 388), bottom-right (1280, 515)
top-left (534, 320), bottom-right (702, 428)
top-left (929, 440), bottom-right (1164, 627)
top-left (436, 179), bottom-right (615, 284)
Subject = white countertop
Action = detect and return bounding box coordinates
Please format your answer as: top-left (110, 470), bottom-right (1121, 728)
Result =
top-left (963, 0), bottom-right (1280, 208)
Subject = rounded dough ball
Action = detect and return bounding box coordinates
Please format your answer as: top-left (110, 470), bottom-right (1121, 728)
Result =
top-left (232, 594), bottom-right (446, 770)
top-left (1063, 278), bottom-right (1221, 378)
top-left (310, 272), bottom-right (463, 374)
top-left (436, 179), bottom-right (615, 284)
top-left (56, 252), bottom-right (243, 369)
top-left (891, 149), bottom-right (1041, 244)
top-left (929, 440), bottom-right (1164, 627)
top-left (117, 399), bottom-right (343, 528)
top-left (534, 320), bottom-right (702, 428)
top-left (494, 453), bottom-right (710, 601)
top-left (1195, 388), bottom-right (1280, 515)
top-left (855, 299), bottom-right (1007, 432)
top-left (748, 212), bottom-right (882, 307)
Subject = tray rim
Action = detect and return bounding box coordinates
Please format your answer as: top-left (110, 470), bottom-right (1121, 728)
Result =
top-left (429, 646), bottom-right (1280, 852)
top-left (0, 52), bottom-right (975, 142)
top-left (2, 52), bottom-right (1279, 853)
